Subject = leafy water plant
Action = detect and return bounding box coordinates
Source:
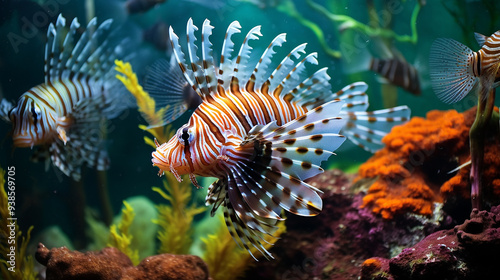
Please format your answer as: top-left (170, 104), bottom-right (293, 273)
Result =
top-left (0, 167), bottom-right (37, 280)
top-left (107, 201), bottom-right (140, 265)
top-left (153, 172), bottom-right (206, 255)
top-left (115, 60), bottom-right (173, 146)
top-left (202, 215), bottom-right (286, 280)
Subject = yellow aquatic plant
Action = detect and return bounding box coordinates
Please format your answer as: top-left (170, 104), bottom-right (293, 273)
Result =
top-left (153, 172), bottom-right (206, 255)
top-left (107, 201), bottom-right (140, 265)
top-left (202, 214), bottom-right (286, 280)
top-left (114, 60), bottom-right (173, 146)
top-left (0, 167), bottom-right (37, 280)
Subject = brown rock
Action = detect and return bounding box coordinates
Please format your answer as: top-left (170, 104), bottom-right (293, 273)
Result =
top-left (36, 243), bottom-right (209, 280)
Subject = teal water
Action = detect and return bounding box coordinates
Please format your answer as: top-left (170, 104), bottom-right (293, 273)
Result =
top-left (0, 0), bottom-right (499, 268)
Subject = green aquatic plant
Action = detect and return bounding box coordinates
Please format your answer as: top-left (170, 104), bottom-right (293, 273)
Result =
top-left (201, 214), bottom-right (286, 280)
top-left (0, 167), bottom-right (37, 280)
top-left (107, 201), bottom-right (140, 265)
top-left (269, 0), bottom-right (421, 60)
top-left (307, 0), bottom-right (421, 44)
top-left (115, 60), bottom-right (174, 146)
top-left (442, 0), bottom-right (500, 46)
top-left (153, 172), bottom-right (206, 255)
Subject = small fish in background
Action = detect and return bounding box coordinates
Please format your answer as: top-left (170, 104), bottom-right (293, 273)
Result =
top-left (125, 0), bottom-right (166, 14)
top-left (125, 0), bottom-right (227, 14)
top-left (343, 46), bottom-right (422, 96)
top-left (369, 57), bottom-right (421, 95)
top-left (429, 31), bottom-right (500, 103)
top-left (0, 14), bottom-right (132, 181)
top-left (150, 18), bottom-right (410, 257)
top-left (143, 21), bottom-right (171, 52)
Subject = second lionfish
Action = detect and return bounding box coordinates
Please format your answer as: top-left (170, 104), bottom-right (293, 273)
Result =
top-left (151, 19), bottom-right (409, 257)
top-left (0, 14), bottom-right (131, 180)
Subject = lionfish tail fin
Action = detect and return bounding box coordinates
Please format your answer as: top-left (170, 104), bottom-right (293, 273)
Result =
top-left (341, 105), bottom-right (411, 153)
top-left (429, 38), bottom-right (478, 104)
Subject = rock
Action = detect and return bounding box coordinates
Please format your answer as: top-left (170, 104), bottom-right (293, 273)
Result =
top-left (36, 243), bottom-right (209, 280)
top-left (361, 205), bottom-right (500, 279)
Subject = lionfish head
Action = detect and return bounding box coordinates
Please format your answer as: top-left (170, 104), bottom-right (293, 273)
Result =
top-left (151, 123), bottom-right (201, 180)
top-left (9, 96), bottom-right (56, 148)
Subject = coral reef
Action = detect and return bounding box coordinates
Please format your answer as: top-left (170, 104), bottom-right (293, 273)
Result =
top-left (243, 169), bottom-right (439, 280)
top-left (357, 107), bottom-right (500, 220)
top-left (35, 244), bottom-right (209, 280)
top-left (360, 205), bottom-right (500, 280)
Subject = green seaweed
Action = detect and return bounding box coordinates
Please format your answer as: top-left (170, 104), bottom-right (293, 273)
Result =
top-left (0, 167), bottom-right (37, 280)
top-left (201, 214), bottom-right (286, 280)
top-left (153, 172), bottom-right (206, 255)
top-left (107, 201), bottom-right (140, 265)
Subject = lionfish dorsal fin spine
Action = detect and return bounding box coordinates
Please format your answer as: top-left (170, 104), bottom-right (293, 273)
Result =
top-left (186, 18), bottom-right (210, 97)
top-left (266, 43), bottom-right (307, 95)
top-left (233, 25), bottom-right (262, 87)
top-left (45, 14), bottom-right (66, 82)
top-left (169, 25), bottom-right (199, 97)
top-left (293, 67), bottom-right (331, 108)
top-left (58, 18), bottom-right (80, 81)
top-left (70, 18), bottom-right (109, 74)
top-left (251, 33), bottom-right (286, 91)
top-left (219, 21), bottom-right (242, 88)
top-left (277, 52), bottom-right (318, 98)
top-left (201, 19), bottom-right (218, 94)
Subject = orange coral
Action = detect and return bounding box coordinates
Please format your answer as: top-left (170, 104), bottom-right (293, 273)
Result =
top-left (356, 107), bottom-right (498, 219)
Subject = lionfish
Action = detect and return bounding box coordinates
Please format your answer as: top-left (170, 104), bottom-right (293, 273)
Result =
top-left (430, 31), bottom-right (500, 103)
top-left (151, 18), bottom-right (410, 257)
top-left (0, 14), bottom-right (130, 181)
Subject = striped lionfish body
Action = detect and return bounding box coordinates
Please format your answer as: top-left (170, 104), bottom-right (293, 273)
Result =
top-left (1, 14), bottom-right (130, 180)
top-left (430, 31), bottom-right (500, 103)
top-left (151, 19), bottom-right (409, 258)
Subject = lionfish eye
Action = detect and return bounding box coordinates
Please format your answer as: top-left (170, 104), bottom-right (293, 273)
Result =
top-left (182, 127), bottom-right (193, 143)
top-left (30, 104), bottom-right (39, 126)
top-left (178, 125), bottom-right (194, 146)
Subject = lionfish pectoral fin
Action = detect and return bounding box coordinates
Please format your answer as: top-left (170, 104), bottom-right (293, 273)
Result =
top-left (143, 58), bottom-right (193, 127)
top-left (0, 99), bottom-right (14, 123)
top-left (56, 127), bottom-right (68, 144)
top-left (50, 97), bottom-right (110, 181)
top-left (429, 38), bottom-right (478, 104)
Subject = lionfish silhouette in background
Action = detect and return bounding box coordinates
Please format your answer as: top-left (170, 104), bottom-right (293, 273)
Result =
top-left (0, 14), bottom-right (132, 181)
top-left (430, 31), bottom-right (500, 103)
top-left (149, 19), bottom-right (410, 258)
